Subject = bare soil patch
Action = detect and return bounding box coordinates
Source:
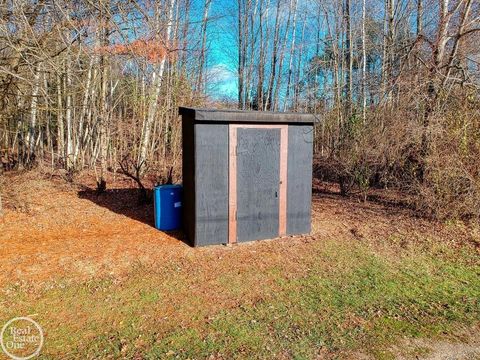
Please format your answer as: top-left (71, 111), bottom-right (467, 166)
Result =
top-left (0, 171), bottom-right (478, 286)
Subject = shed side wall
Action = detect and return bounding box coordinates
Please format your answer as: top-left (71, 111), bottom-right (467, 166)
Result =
top-left (182, 118), bottom-right (195, 245)
top-left (287, 125), bottom-right (313, 235)
top-left (195, 124), bottom-right (229, 245)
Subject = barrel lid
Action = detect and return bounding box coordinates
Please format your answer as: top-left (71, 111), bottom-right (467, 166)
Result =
top-left (154, 184), bottom-right (182, 189)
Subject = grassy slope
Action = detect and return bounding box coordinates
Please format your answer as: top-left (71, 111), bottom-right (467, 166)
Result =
top-left (1, 237), bottom-right (478, 359)
top-left (0, 173), bottom-right (479, 359)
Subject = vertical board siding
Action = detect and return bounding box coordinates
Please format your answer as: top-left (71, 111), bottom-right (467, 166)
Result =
top-left (181, 107), bottom-right (313, 247)
top-left (279, 126), bottom-right (288, 236)
top-left (195, 124), bottom-right (229, 245)
top-left (287, 125), bottom-right (313, 235)
top-left (228, 125), bottom-right (237, 244)
top-left (236, 128), bottom-right (281, 242)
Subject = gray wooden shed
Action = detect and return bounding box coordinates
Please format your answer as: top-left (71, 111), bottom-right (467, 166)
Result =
top-left (180, 107), bottom-right (315, 247)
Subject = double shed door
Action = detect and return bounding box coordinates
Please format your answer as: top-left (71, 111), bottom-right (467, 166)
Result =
top-left (229, 124), bottom-right (288, 244)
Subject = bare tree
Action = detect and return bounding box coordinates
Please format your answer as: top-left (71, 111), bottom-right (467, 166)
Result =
top-left (26, 64), bottom-right (40, 163)
top-left (265, 0), bottom-right (281, 111)
top-left (256, 0), bottom-right (268, 110)
top-left (137, 0), bottom-right (176, 176)
top-left (344, 0), bottom-right (352, 114)
top-left (283, 0), bottom-right (298, 111)
top-left (0, 0), bottom-right (478, 219)
top-left (362, 0), bottom-right (367, 122)
top-left (197, 0), bottom-right (212, 93)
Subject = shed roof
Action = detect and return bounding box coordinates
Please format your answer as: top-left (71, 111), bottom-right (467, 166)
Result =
top-left (179, 107), bottom-right (316, 124)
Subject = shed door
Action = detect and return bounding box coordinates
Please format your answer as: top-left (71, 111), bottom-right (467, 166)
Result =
top-left (229, 125), bottom-right (288, 244)
top-left (236, 128), bottom-right (280, 242)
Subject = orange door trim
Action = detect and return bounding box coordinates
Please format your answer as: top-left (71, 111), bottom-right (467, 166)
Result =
top-left (228, 124), bottom-right (288, 244)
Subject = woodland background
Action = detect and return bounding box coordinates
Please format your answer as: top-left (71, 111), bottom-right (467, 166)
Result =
top-left (0, 0), bottom-right (479, 220)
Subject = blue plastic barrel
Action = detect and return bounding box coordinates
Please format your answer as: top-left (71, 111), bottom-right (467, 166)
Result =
top-left (153, 184), bottom-right (183, 231)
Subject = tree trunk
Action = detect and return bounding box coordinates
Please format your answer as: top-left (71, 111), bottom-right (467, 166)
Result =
top-left (137, 0), bottom-right (175, 175)
top-left (65, 58), bottom-right (74, 171)
top-left (180, 0), bottom-right (191, 74)
top-left (273, 0), bottom-right (295, 111)
top-left (386, 0), bottom-right (395, 102)
top-left (243, 0), bottom-right (251, 108)
top-left (256, 0), bottom-right (266, 110)
top-left (74, 56), bottom-right (94, 165)
top-left (96, 1), bottom-right (110, 191)
top-left (196, 0), bottom-right (212, 93)
top-left (293, 15), bottom-right (306, 111)
top-left (245, 0), bottom-right (256, 109)
top-left (416, 0), bottom-right (423, 35)
top-left (283, 0), bottom-right (298, 111)
top-left (265, 0), bottom-right (281, 111)
top-left (237, 0), bottom-right (245, 109)
top-left (362, 0), bottom-right (367, 122)
top-left (344, 0), bottom-right (352, 114)
top-left (56, 71), bottom-right (64, 163)
top-left (27, 64), bottom-right (40, 164)
top-left (381, 0), bottom-right (389, 100)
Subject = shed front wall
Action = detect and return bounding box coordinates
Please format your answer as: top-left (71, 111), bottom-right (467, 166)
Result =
top-left (185, 121), bottom-right (312, 247)
top-left (194, 123), bottom-right (229, 246)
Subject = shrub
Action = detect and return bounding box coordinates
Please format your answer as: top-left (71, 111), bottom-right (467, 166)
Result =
top-left (314, 89), bottom-right (480, 222)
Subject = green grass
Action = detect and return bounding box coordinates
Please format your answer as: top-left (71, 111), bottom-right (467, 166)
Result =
top-left (1, 238), bottom-right (479, 359)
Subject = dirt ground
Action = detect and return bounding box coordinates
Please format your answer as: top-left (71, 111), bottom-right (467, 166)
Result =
top-left (1, 170), bottom-right (478, 285)
top-left (0, 170), bottom-right (479, 359)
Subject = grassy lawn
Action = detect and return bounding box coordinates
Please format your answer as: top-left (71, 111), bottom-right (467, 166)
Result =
top-left (1, 236), bottom-right (478, 359)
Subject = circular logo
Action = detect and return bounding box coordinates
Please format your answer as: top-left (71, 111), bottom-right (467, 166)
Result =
top-left (1, 317), bottom-right (43, 360)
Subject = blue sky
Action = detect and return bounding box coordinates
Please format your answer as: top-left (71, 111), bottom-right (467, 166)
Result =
top-left (199, 0), bottom-right (321, 101)
top-left (204, 0), bottom-right (239, 99)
